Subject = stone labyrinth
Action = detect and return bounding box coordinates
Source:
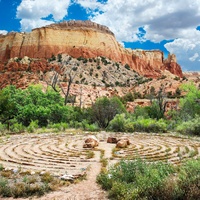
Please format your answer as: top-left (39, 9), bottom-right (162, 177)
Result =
top-left (0, 132), bottom-right (199, 176)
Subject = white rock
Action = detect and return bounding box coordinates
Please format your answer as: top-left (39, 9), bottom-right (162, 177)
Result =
top-left (60, 174), bottom-right (74, 181)
top-left (13, 168), bottom-right (19, 173)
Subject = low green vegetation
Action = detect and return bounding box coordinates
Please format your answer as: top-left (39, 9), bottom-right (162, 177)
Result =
top-left (0, 83), bottom-right (200, 136)
top-left (0, 168), bottom-right (69, 198)
top-left (108, 114), bottom-right (167, 133)
top-left (97, 158), bottom-right (200, 200)
top-left (0, 82), bottom-right (199, 198)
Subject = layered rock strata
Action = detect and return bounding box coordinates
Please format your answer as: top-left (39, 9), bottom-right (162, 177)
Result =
top-left (0, 20), bottom-right (182, 78)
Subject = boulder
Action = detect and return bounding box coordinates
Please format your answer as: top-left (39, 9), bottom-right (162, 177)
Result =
top-left (116, 140), bottom-right (128, 148)
top-left (118, 137), bottom-right (131, 145)
top-left (83, 135), bottom-right (99, 148)
top-left (107, 137), bottom-right (118, 143)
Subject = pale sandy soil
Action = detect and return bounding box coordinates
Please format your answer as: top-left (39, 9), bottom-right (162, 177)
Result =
top-left (1, 132), bottom-right (200, 200)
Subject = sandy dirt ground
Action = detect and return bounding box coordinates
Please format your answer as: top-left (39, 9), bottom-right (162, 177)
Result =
top-left (1, 131), bottom-right (200, 200)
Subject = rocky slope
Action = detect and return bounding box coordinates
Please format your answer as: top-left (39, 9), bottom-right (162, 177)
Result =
top-left (0, 20), bottom-right (182, 78)
top-left (1, 54), bottom-right (197, 108)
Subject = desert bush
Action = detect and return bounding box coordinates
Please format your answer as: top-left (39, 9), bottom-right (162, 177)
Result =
top-left (108, 114), bottom-right (135, 132)
top-left (97, 159), bottom-right (175, 200)
top-left (133, 118), bottom-right (167, 133)
top-left (120, 92), bottom-right (135, 103)
top-left (26, 120), bottom-right (39, 133)
top-left (57, 54), bottom-right (62, 62)
top-left (49, 123), bottom-right (69, 132)
top-left (11, 182), bottom-right (26, 198)
top-left (0, 123), bottom-right (6, 134)
top-left (124, 121), bottom-right (135, 132)
top-left (98, 158), bottom-right (200, 200)
top-left (132, 106), bottom-right (149, 119)
top-left (0, 170), bottom-right (65, 198)
top-left (176, 158), bottom-right (200, 199)
top-left (108, 114), bottom-right (126, 132)
top-left (0, 178), bottom-right (11, 197)
top-left (179, 83), bottom-right (200, 120)
top-left (109, 114), bottom-right (168, 133)
top-left (176, 115), bottom-right (200, 135)
top-left (92, 97), bottom-right (125, 128)
top-left (84, 123), bottom-right (99, 132)
top-left (85, 150), bottom-right (95, 159)
top-left (10, 122), bottom-right (25, 133)
top-left (124, 64), bottom-right (130, 70)
top-left (41, 172), bottom-right (53, 183)
top-left (158, 158), bottom-right (200, 200)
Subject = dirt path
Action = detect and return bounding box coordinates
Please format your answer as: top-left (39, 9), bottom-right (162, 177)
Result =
top-left (2, 132), bottom-right (200, 200)
top-left (37, 142), bottom-right (115, 200)
top-left (32, 151), bottom-right (108, 200)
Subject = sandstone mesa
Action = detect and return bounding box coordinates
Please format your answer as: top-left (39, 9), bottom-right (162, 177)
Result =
top-left (0, 20), bottom-right (182, 78)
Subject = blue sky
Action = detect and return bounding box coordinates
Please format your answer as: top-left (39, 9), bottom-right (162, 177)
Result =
top-left (0, 0), bottom-right (200, 71)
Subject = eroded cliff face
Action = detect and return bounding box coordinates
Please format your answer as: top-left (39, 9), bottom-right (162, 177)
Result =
top-left (0, 20), bottom-right (182, 78)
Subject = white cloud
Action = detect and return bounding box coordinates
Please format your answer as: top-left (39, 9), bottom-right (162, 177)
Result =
top-left (0, 30), bottom-right (8, 35)
top-left (17, 0), bottom-right (71, 31)
top-left (75, 0), bottom-right (104, 12)
top-left (76, 0), bottom-right (200, 71)
top-left (81, 0), bottom-right (200, 42)
top-left (164, 29), bottom-right (200, 70)
top-left (189, 53), bottom-right (199, 62)
top-left (15, 0), bottom-right (200, 71)
top-left (19, 19), bottom-right (53, 32)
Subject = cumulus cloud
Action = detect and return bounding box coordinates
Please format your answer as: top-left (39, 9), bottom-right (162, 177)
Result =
top-left (16, 0), bottom-right (200, 71)
top-left (189, 53), bottom-right (199, 62)
top-left (0, 30), bottom-right (8, 35)
top-left (79, 0), bottom-right (200, 42)
top-left (164, 29), bottom-right (200, 70)
top-left (74, 0), bottom-right (104, 12)
top-left (16, 0), bottom-right (71, 31)
top-left (76, 0), bottom-right (200, 71)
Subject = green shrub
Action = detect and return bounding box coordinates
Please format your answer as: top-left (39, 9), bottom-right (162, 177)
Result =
top-left (49, 123), bottom-right (68, 132)
top-left (124, 64), bottom-right (130, 70)
top-left (0, 123), bottom-right (6, 134)
top-left (179, 83), bottom-right (200, 120)
top-left (48, 54), bottom-right (56, 62)
top-left (121, 92), bottom-right (135, 103)
top-left (124, 121), bottom-right (134, 132)
top-left (97, 65), bottom-right (101, 70)
top-left (108, 114), bottom-right (126, 132)
top-left (176, 159), bottom-right (200, 199)
top-left (85, 123), bottom-right (99, 132)
top-left (176, 115), bottom-right (200, 135)
top-left (0, 178), bottom-right (11, 197)
top-left (133, 118), bottom-right (167, 133)
top-left (132, 106), bottom-right (149, 119)
top-left (97, 159), bottom-right (174, 200)
top-left (26, 120), bottom-right (39, 133)
top-left (97, 158), bottom-right (200, 200)
top-left (10, 122), bottom-right (25, 133)
top-left (69, 121), bottom-right (82, 129)
top-left (57, 54), bottom-right (62, 62)
top-left (92, 97), bottom-right (125, 128)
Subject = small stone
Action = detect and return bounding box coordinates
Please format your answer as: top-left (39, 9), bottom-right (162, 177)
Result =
top-left (30, 171), bottom-right (36, 175)
top-left (60, 174), bottom-right (74, 181)
top-left (5, 167), bottom-right (12, 171)
top-left (13, 168), bottom-right (19, 173)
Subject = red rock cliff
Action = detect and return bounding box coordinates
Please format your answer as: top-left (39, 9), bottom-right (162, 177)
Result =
top-left (0, 20), bottom-right (182, 78)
